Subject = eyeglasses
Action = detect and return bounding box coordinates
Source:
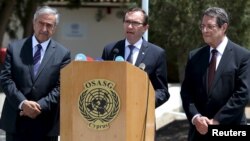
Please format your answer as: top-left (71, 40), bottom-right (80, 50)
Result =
top-left (199, 24), bottom-right (218, 31)
top-left (124, 20), bottom-right (144, 27)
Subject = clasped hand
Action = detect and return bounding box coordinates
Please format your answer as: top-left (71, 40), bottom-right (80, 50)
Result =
top-left (193, 116), bottom-right (219, 135)
top-left (20, 100), bottom-right (41, 119)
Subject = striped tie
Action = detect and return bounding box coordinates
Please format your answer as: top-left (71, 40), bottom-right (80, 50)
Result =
top-left (33, 44), bottom-right (42, 75)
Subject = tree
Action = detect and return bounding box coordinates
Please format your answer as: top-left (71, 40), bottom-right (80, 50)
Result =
top-left (0, 0), bottom-right (48, 46)
top-left (149, 0), bottom-right (250, 82)
top-left (2, 0), bottom-right (250, 83)
top-left (0, 0), bottom-right (83, 47)
top-left (0, 0), bottom-right (17, 45)
top-left (0, 0), bottom-right (130, 45)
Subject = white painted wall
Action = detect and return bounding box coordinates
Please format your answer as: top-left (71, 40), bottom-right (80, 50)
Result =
top-left (54, 7), bottom-right (124, 59)
top-left (2, 7), bottom-right (124, 59)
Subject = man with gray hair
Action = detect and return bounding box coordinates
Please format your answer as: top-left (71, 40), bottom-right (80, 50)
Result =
top-left (0, 6), bottom-right (71, 141)
top-left (181, 7), bottom-right (250, 141)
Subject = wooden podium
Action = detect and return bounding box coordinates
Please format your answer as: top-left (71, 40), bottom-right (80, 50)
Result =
top-left (60, 61), bottom-right (155, 141)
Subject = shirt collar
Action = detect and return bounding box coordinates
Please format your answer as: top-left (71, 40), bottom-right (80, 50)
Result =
top-left (32, 35), bottom-right (51, 51)
top-left (125, 38), bottom-right (143, 50)
top-left (210, 36), bottom-right (228, 55)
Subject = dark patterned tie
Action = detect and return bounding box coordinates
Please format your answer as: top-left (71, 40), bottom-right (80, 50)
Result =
top-left (127, 45), bottom-right (135, 63)
top-left (208, 49), bottom-right (218, 92)
top-left (33, 44), bottom-right (42, 75)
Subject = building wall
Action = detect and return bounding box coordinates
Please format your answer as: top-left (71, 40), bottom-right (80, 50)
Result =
top-left (54, 7), bottom-right (124, 59)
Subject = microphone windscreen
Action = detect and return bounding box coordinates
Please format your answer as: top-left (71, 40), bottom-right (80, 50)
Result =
top-left (115, 56), bottom-right (125, 61)
top-left (95, 57), bottom-right (104, 61)
top-left (112, 48), bottom-right (119, 60)
top-left (86, 56), bottom-right (94, 61)
top-left (75, 53), bottom-right (87, 61)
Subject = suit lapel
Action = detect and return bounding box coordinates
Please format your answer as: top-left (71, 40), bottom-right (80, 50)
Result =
top-left (198, 46), bottom-right (211, 94)
top-left (210, 42), bottom-right (233, 92)
top-left (20, 37), bottom-right (36, 82)
top-left (113, 39), bottom-right (148, 64)
top-left (135, 40), bottom-right (148, 67)
top-left (34, 40), bottom-right (56, 80)
top-left (112, 40), bottom-right (125, 59)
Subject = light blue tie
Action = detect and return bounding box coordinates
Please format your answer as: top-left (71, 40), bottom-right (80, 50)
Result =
top-left (127, 45), bottom-right (135, 63)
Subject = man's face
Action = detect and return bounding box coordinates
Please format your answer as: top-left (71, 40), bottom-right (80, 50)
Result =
top-left (200, 15), bottom-right (227, 47)
top-left (33, 13), bottom-right (56, 43)
top-left (123, 11), bottom-right (149, 44)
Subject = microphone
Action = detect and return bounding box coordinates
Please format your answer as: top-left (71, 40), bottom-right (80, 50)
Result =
top-left (95, 57), bottom-right (104, 61)
top-left (139, 63), bottom-right (146, 70)
top-left (115, 56), bottom-right (125, 61)
top-left (86, 56), bottom-right (94, 61)
top-left (74, 53), bottom-right (87, 61)
top-left (112, 48), bottom-right (119, 60)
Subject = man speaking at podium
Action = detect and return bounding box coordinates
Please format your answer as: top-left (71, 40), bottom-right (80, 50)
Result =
top-left (101, 7), bottom-right (170, 108)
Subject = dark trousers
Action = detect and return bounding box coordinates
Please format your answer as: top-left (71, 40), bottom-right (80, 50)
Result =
top-left (6, 132), bottom-right (58, 141)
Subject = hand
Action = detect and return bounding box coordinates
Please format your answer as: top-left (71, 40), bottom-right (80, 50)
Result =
top-left (193, 116), bottom-right (210, 135)
top-left (208, 118), bottom-right (219, 125)
top-left (20, 100), bottom-right (41, 119)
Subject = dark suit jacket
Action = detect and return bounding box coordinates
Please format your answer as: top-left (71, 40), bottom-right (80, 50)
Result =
top-left (180, 40), bottom-right (250, 141)
top-left (0, 37), bottom-right (71, 137)
top-left (102, 39), bottom-right (170, 108)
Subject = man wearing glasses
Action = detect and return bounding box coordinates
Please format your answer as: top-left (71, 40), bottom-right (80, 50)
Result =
top-left (181, 7), bottom-right (250, 141)
top-left (101, 7), bottom-right (170, 108)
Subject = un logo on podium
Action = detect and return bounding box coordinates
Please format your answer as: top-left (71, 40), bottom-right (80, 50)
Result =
top-left (78, 79), bottom-right (120, 130)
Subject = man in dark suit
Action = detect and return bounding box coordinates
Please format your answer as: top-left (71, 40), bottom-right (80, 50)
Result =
top-left (102, 7), bottom-right (170, 108)
top-left (0, 6), bottom-right (71, 141)
top-left (181, 7), bottom-right (250, 141)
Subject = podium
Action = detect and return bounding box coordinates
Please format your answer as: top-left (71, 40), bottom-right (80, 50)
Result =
top-left (60, 61), bottom-right (155, 141)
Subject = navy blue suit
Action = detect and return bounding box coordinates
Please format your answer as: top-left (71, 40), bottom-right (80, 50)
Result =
top-left (102, 39), bottom-right (170, 108)
top-left (0, 37), bottom-right (71, 140)
top-left (181, 40), bottom-right (250, 141)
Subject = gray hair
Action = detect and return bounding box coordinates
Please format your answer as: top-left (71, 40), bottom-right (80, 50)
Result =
top-left (203, 7), bottom-right (229, 28)
top-left (33, 6), bottom-right (59, 26)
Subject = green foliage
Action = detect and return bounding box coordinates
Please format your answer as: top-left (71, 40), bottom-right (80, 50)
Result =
top-left (148, 0), bottom-right (250, 82)
top-left (3, 0), bottom-right (250, 83)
